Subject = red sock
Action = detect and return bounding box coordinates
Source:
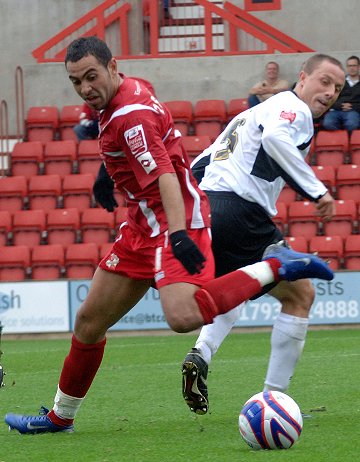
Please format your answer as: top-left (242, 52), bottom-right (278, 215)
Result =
top-left (58, 335), bottom-right (106, 398)
top-left (195, 259), bottom-right (281, 324)
top-left (47, 409), bottom-right (73, 427)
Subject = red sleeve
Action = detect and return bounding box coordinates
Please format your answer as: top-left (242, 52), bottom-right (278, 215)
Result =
top-left (114, 111), bottom-right (175, 189)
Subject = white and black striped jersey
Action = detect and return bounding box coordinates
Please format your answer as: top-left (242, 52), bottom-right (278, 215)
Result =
top-left (191, 90), bottom-right (328, 217)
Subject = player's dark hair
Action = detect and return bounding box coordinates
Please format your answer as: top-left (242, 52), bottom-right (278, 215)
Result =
top-left (65, 36), bottom-right (112, 68)
top-left (302, 54), bottom-right (344, 74)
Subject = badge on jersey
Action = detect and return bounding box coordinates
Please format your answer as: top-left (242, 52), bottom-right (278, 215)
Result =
top-left (125, 124), bottom-right (148, 156)
top-left (124, 124), bottom-right (157, 174)
top-left (280, 110), bottom-right (296, 124)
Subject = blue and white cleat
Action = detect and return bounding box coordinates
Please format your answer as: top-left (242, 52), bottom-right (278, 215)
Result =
top-left (5, 406), bottom-right (74, 434)
top-left (263, 241), bottom-right (334, 281)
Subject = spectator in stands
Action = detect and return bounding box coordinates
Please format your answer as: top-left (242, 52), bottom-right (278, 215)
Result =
top-left (248, 61), bottom-right (289, 107)
top-left (322, 55), bottom-right (360, 132)
top-left (73, 102), bottom-right (99, 141)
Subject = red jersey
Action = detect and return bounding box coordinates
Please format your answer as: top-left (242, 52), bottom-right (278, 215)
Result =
top-left (98, 75), bottom-right (211, 237)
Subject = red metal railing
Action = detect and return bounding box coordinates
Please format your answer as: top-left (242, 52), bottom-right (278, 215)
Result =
top-left (31, 0), bottom-right (313, 63)
top-left (0, 100), bottom-right (9, 177)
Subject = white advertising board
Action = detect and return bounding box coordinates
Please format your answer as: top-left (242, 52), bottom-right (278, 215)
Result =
top-left (0, 281), bottom-right (69, 333)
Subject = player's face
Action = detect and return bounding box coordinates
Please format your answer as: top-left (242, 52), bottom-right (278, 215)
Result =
top-left (298, 62), bottom-right (345, 118)
top-left (66, 55), bottom-right (119, 111)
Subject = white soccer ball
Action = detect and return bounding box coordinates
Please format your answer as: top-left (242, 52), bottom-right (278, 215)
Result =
top-left (238, 391), bottom-right (303, 450)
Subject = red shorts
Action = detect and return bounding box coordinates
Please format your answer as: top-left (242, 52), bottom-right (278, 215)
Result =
top-left (99, 223), bottom-right (215, 288)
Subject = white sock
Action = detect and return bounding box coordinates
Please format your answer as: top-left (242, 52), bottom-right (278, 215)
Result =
top-left (53, 386), bottom-right (84, 420)
top-left (264, 312), bottom-right (308, 392)
top-left (195, 303), bottom-right (245, 364)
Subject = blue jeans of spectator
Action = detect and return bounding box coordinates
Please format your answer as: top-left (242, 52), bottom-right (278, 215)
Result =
top-left (73, 121), bottom-right (99, 141)
top-left (248, 94), bottom-right (261, 108)
top-left (322, 109), bottom-right (360, 131)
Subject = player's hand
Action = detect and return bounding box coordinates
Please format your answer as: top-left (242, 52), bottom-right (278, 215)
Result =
top-left (170, 230), bottom-right (206, 275)
top-left (93, 164), bottom-right (118, 212)
top-left (315, 191), bottom-right (335, 222)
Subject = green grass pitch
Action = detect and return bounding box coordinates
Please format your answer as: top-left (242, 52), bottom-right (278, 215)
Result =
top-left (0, 328), bottom-right (359, 462)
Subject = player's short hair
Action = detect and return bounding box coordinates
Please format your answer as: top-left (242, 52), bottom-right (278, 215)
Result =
top-left (65, 36), bottom-right (112, 68)
top-left (302, 54), bottom-right (344, 75)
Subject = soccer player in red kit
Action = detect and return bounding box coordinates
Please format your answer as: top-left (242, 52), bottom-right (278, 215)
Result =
top-left (5, 37), bottom-right (333, 434)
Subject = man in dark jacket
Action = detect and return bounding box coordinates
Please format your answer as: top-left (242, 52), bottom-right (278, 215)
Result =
top-left (322, 55), bottom-right (360, 131)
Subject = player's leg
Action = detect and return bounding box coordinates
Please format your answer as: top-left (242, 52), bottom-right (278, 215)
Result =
top-left (181, 303), bottom-right (244, 414)
top-left (5, 268), bottom-right (152, 434)
top-left (263, 278), bottom-right (314, 392)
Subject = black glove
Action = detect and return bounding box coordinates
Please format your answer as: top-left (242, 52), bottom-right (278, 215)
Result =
top-left (93, 163), bottom-right (118, 212)
top-left (170, 230), bottom-right (206, 275)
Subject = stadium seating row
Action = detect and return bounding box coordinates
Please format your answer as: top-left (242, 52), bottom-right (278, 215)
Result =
top-left (278, 165), bottom-right (360, 204)
top-left (11, 139), bottom-right (101, 177)
top-left (10, 136), bottom-right (212, 179)
top-left (286, 235), bottom-right (360, 271)
top-left (0, 242), bottom-right (114, 281)
top-left (24, 100), bottom-right (250, 143)
top-left (274, 199), bottom-right (360, 239)
top-left (0, 207), bottom-right (127, 247)
top-left (2, 233), bottom-right (360, 282)
top-left (0, 174), bottom-right (126, 212)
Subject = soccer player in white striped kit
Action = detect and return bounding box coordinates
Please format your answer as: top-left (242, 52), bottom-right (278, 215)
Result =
top-left (182, 54), bottom-right (345, 415)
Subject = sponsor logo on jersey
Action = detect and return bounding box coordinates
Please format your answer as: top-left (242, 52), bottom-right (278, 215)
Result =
top-left (124, 124), bottom-right (148, 156)
top-left (136, 152), bottom-right (157, 174)
top-left (280, 110), bottom-right (296, 123)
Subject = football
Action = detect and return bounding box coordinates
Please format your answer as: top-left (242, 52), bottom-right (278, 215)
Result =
top-left (238, 390), bottom-right (303, 450)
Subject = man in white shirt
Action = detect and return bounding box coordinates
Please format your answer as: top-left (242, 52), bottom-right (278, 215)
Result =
top-left (182, 53), bottom-right (345, 416)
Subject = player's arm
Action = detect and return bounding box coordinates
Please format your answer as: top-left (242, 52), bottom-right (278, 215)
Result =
top-left (158, 172), bottom-right (206, 275)
top-left (262, 119), bottom-right (328, 203)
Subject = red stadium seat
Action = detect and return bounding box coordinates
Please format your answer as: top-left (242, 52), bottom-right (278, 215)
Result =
top-left (62, 173), bottom-right (94, 209)
top-left (313, 130), bottom-right (349, 167)
top-left (287, 236), bottom-right (309, 253)
top-left (0, 210), bottom-right (12, 246)
top-left (0, 175), bottom-right (28, 212)
top-left (277, 185), bottom-right (297, 205)
top-left (65, 242), bottom-right (99, 279)
top-left (181, 135), bottom-right (211, 159)
top-left (99, 242), bottom-right (113, 259)
top-left (309, 235), bottom-right (343, 270)
top-left (28, 174), bottom-right (62, 211)
top-left (344, 235), bottom-right (360, 270)
top-left (46, 208), bottom-right (80, 245)
top-left (77, 139), bottom-right (101, 176)
top-left (349, 129), bottom-right (360, 164)
top-left (322, 199), bottom-right (357, 237)
top-left (31, 244), bottom-right (65, 280)
top-left (336, 164), bottom-right (360, 202)
top-left (227, 98), bottom-right (249, 121)
top-left (311, 165), bottom-right (336, 195)
top-left (0, 245), bottom-right (31, 281)
top-left (11, 141), bottom-right (44, 178)
top-left (193, 99), bottom-right (227, 142)
top-left (81, 208), bottom-right (115, 244)
top-left (44, 140), bottom-right (77, 176)
top-left (287, 201), bottom-right (320, 239)
top-left (59, 105), bottom-right (82, 141)
top-left (12, 209), bottom-right (46, 247)
top-left (163, 100), bottom-right (193, 136)
top-left (25, 105), bottom-right (59, 143)
top-left (273, 202), bottom-right (288, 234)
